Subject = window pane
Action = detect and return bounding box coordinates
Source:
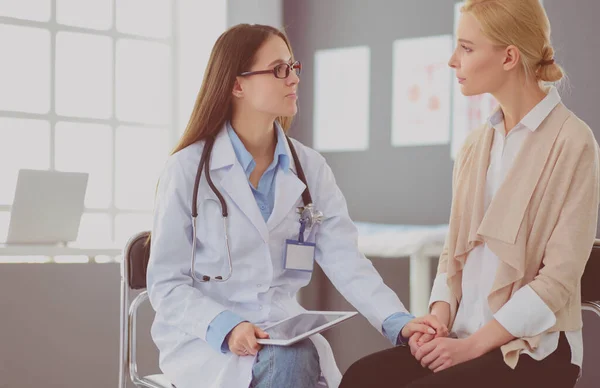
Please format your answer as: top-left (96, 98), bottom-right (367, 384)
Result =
top-left (56, 32), bottom-right (113, 119)
top-left (115, 213), bottom-right (152, 246)
top-left (116, 39), bottom-right (172, 125)
top-left (0, 118), bottom-right (50, 205)
top-left (115, 126), bottom-right (169, 210)
top-left (76, 213), bottom-right (112, 245)
top-left (0, 25), bottom-right (50, 113)
top-left (57, 0), bottom-right (113, 30)
top-left (177, 0), bottom-right (226, 135)
top-left (55, 122), bottom-right (112, 208)
top-left (116, 0), bottom-right (171, 39)
top-left (0, 0), bottom-right (51, 22)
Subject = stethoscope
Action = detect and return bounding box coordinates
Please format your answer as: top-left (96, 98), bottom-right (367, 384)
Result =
top-left (190, 133), bottom-right (322, 283)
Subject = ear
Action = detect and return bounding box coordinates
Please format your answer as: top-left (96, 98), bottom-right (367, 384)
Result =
top-left (232, 77), bottom-right (244, 98)
top-left (502, 45), bottom-right (520, 71)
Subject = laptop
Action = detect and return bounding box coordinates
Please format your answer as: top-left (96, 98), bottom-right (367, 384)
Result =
top-left (6, 169), bottom-right (89, 245)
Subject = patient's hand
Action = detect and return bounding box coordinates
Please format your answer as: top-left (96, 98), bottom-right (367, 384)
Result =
top-left (414, 337), bottom-right (480, 372)
top-left (409, 332), bottom-right (430, 356)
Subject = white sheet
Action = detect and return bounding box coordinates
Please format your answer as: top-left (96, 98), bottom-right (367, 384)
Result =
top-left (356, 222), bottom-right (448, 258)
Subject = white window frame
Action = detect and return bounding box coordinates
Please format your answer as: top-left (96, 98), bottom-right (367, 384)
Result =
top-left (0, 0), bottom-right (179, 259)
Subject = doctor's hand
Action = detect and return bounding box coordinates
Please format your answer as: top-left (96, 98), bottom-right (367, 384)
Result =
top-left (401, 314), bottom-right (449, 343)
top-left (227, 322), bottom-right (270, 357)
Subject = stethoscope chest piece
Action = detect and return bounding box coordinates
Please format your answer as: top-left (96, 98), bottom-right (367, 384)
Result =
top-left (297, 203), bottom-right (324, 229)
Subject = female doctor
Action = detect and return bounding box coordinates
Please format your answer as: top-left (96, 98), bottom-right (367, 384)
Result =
top-left (146, 23), bottom-right (446, 388)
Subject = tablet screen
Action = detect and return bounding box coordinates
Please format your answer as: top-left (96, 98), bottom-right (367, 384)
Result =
top-left (264, 313), bottom-right (348, 340)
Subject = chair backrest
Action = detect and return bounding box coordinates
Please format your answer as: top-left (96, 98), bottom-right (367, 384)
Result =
top-left (119, 230), bottom-right (155, 388)
top-left (125, 231), bottom-right (151, 290)
top-left (582, 239), bottom-right (600, 303)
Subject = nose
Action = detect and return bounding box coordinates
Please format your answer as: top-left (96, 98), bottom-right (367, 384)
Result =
top-left (286, 68), bottom-right (300, 86)
top-left (448, 49), bottom-right (459, 69)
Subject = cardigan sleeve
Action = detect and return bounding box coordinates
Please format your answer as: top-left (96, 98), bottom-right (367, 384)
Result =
top-left (528, 136), bottom-right (600, 313)
top-left (436, 128), bottom-right (480, 275)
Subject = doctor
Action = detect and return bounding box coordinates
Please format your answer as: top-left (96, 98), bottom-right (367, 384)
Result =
top-left (147, 23), bottom-right (446, 388)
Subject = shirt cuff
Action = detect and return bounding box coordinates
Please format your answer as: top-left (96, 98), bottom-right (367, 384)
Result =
top-left (382, 312), bottom-right (415, 345)
top-left (428, 273), bottom-right (453, 311)
top-left (493, 285), bottom-right (557, 338)
top-left (206, 310), bottom-right (247, 353)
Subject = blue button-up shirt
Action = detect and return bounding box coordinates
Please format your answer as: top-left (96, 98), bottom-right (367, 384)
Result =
top-left (227, 121), bottom-right (290, 222)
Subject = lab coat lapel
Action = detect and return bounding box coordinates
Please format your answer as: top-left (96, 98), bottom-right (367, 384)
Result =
top-left (210, 127), bottom-right (269, 243)
top-left (267, 164), bottom-right (306, 231)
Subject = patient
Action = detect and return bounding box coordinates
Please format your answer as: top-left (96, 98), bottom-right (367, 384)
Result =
top-left (340, 1), bottom-right (599, 387)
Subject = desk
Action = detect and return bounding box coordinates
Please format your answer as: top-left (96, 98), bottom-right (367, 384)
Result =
top-left (356, 223), bottom-right (448, 316)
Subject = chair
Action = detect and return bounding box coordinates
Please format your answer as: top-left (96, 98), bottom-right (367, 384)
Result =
top-left (582, 239), bottom-right (600, 318)
top-left (119, 231), bottom-right (172, 388)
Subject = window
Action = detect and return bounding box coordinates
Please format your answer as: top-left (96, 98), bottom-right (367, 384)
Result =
top-left (0, 1), bottom-right (227, 261)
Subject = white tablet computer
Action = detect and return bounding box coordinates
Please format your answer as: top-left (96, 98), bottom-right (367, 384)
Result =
top-left (256, 311), bottom-right (358, 346)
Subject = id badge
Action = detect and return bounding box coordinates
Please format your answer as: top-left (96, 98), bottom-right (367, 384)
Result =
top-left (283, 239), bottom-right (316, 272)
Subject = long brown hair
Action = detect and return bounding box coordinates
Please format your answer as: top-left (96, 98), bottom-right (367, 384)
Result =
top-left (172, 24), bottom-right (295, 156)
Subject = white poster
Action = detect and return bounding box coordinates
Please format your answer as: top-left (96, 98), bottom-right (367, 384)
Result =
top-left (451, 1), bottom-right (498, 159)
top-left (313, 46), bottom-right (370, 152)
top-left (391, 35), bottom-right (453, 147)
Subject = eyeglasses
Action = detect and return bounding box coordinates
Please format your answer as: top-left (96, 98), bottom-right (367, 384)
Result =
top-left (239, 61), bottom-right (302, 79)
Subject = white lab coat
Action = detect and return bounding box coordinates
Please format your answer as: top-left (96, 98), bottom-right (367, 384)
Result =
top-left (147, 125), bottom-right (408, 388)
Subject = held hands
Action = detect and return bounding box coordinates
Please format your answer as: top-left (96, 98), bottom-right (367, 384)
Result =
top-left (406, 300), bottom-right (485, 372)
top-left (227, 322), bottom-right (270, 356)
top-left (413, 318), bottom-right (513, 372)
top-left (400, 314), bottom-right (450, 342)
top-left (408, 301), bottom-right (451, 358)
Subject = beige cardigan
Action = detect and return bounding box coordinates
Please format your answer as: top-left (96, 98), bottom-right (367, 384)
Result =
top-left (437, 103), bottom-right (600, 368)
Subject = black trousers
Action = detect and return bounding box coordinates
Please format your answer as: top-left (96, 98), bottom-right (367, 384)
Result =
top-left (340, 333), bottom-right (579, 388)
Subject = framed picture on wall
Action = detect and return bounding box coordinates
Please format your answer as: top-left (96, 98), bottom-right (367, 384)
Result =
top-left (391, 35), bottom-right (453, 147)
top-left (313, 46), bottom-right (370, 152)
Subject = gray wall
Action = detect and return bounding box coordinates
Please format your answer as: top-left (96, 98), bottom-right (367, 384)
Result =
top-left (284, 0), bottom-right (455, 225)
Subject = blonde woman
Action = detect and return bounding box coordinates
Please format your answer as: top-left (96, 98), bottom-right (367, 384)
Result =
top-left (341, 1), bottom-right (599, 387)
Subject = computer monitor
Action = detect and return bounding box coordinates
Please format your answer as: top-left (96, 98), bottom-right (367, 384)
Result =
top-left (6, 169), bottom-right (88, 244)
